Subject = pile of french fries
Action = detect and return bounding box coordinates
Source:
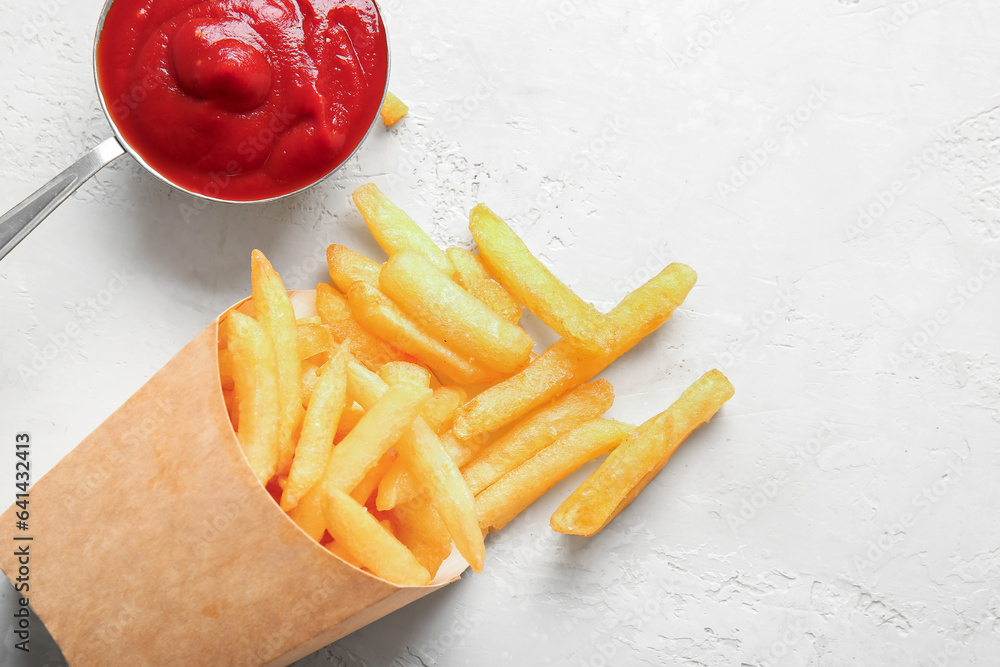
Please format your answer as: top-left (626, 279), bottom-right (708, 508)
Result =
top-left (218, 183), bottom-right (734, 586)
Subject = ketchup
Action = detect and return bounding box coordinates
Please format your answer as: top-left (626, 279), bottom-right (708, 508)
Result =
top-left (97, 0), bottom-right (388, 201)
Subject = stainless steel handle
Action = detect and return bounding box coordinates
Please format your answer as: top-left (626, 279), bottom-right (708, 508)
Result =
top-left (0, 137), bottom-right (126, 261)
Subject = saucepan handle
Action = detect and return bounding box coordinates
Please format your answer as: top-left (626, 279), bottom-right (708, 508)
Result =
top-left (0, 137), bottom-right (126, 262)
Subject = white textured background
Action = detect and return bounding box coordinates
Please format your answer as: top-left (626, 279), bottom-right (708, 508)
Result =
top-left (2, 0), bottom-right (1000, 665)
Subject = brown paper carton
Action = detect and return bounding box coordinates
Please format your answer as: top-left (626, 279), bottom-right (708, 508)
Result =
top-left (0, 292), bottom-right (467, 666)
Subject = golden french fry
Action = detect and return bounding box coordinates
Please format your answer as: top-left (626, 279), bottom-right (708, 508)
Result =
top-left (346, 358), bottom-right (390, 410)
top-left (301, 360), bottom-right (320, 407)
top-left (327, 244), bottom-right (381, 293)
top-left (551, 370), bottom-right (734, 536)
top-left (466, 278), bottom-right (522, 323)
top-left (350, 450), bottom-right (397, 506)
top-left (320, 381), bottom-right (431, 494)
top-left (226, 311), bottom-right (281, 485)
top-left (222, 388), bottom-right (239, 430)
top-left (374, 428), bottom-right (479, 512)
top-left (445, 247), bottom-right (489, 283)
top-left (218, 348), bottom-right (234, 390)
top-left (281, 343), bottom-right (350, 511)
top-left (316, 282), bottom-right (405, 370)
top-left (293, 379), bottom-right (428, 540)
top-left (442, 431), bottom-right (483, 468)
top-left (353, 183), bottom-right (454, 276)
top-left (461, 380), bottom-right (614, 496)
top-left (251, 250), bottom-right (304, 475)
top-left (421, 386), bottom-right (467, 434)
top-left (391, 496), bottom-right (452, 579)
top-left (297, 322), bottom-right (334, 360)
top-left (321, 489), bottom-right (431, 586)
top-left (393, 416), bottom-right (485, 572)
top-left (335, 403), bottom-right (365, 439)
top-left (380, 91), bottom-right (409, 127)
top-left (476, 418), bottom-right (634, 532)
top-left (288, 483), bottom-right (326, 541)
top-left (296, 316), bottom-right (323, 325)
top-left (325, 539), bottom-right (365, 570)
top-left (446, 247), bottom-right (522, 323)
top-left (377, 360), bottom-right (433, 388)
top-left (470, 204), bottom-right (613, 353)
top-left (379, 250), bottom-right (534, 374)
top-left (346, 280), bottom-right (501, 385)
top-left (453, 263), bottom-right (697, 438)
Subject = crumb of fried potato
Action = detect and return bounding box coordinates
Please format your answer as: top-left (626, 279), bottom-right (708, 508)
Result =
top-left (380, 91), bottom-right (408, 127)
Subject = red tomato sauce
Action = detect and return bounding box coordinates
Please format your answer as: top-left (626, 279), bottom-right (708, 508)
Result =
top-left (97, 0), bottom-right (388, 201)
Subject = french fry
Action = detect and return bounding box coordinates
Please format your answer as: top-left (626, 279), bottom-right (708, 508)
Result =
top-left (325, 539), bottom-right (365, 570)
top-left (251, 250), bottom-right (304, 475)
top-left (446, 247), bottom-right (522, 323)
top-left (281, 342), bottom-right (350, 511)
top-left (350, 450), bottom-right (397, 506)
top-left (321, 382), bottom-right (431, 494)
top-left (380, 91), bottom-right (409, 127)
top-left (374, 428), bottom-right (477, 512)
top-left (379, 250), bottom-right (534, 374)
top-left (297, 322), bottom-right (334, 360)
top-left (288, 483), bottom-right (326, 541)
top-left (551, 370), bottom-right (734, 536)
top-left (378, 360), bottom-right (433, 388)
top-left (321, 489), bottom-right (431, 586)
top-left (391, 496), bottom-right (452, 578)
top-left (335, 403), bottom-right (365, 439)
top-left (470, 204), bottom-right (613, 353)
top-left (341, 359), bottom-right (484, 569)
top-left (466, 278), bottom-right (522, 323)
top-left (226, 311), bottom-right (281, 486)
top-left (301, 361), bottom-right (320, 407)
top-left (453, 262), bottom-right (697, 438)
top-left (476, 418), bottom-right (634, 532)
top-left (393, 417), bottom-right (485, 572)
top-left (316, 282), bottom-right (405, 370)
top-left (421, 386), bottom-right (467, 434)
top-left (223, 388), bottom-right (239, 430)
top-left (347, 358), bottom-right (390, 410)
top-left (296, 316), bottom-right (323, 325)
top-left (460, 380), bottom-right (614, 496)
top-left (346, 280), bottom-right (500, 385)
top-left (327, 244), bottom-right (381, 293)
top-left (445, 247), bottom-right (489, 283)
top-left (218, 348), bottom-right (234, 390)
top-left (353, 184), bottom-right (454, 276)
top-left (441, 431), bottom-right (483, 468)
